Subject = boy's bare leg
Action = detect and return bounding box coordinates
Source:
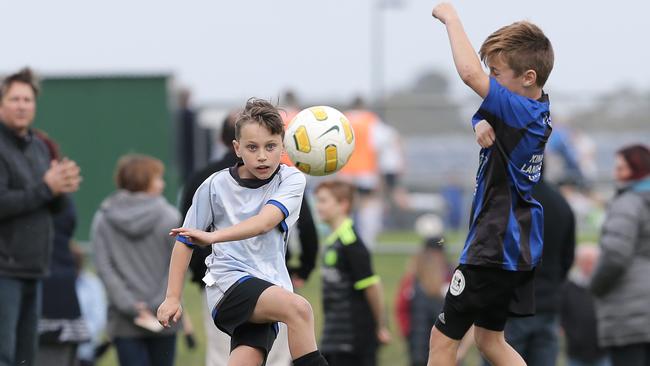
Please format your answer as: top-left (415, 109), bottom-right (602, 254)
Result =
top-left (228, 345), bottom-right (264, 366)
top-left (474, 326), bottom-right (526, 366)
top-left (249, 286), bottom-right (317, 359)
top-left (427, 326), bottom-right (461, 366)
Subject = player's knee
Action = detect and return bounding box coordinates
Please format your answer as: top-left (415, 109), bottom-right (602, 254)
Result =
top-left (474, 328), bottom-right (505, 355)
top-left (428, 326), bottom-right (455, 353)
top-left (287, 295), bottom-right (313, 324)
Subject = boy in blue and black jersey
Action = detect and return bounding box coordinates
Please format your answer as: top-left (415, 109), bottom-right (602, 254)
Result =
top-left (429, 3), bottom-right (554, 366)
top-left (314, 181), bottom-right (390, 366)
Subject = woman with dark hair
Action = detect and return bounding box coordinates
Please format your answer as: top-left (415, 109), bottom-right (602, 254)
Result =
top-left (591, 144), bottom-right (650, 366)
top-left (33, 130), bottom-right (90, 366)
top-left (92, 154), bottom-right (181, 366)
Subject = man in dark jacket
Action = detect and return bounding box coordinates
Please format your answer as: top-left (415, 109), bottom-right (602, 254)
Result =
top-left (0, 68), bottom-right (81, 366)
top-left (179, 112), bottom-right (319, 366)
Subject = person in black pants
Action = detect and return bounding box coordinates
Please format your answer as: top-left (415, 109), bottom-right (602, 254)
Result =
top-left (33, 131), bottom-right (89, 366)
top-left (561, 245), bottom-right (611, 366)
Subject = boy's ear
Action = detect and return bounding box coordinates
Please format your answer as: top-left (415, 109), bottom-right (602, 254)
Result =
top-left (232, 140), bottom-right (241, 158)
top-left (523, 69), bottom-right (537, 87)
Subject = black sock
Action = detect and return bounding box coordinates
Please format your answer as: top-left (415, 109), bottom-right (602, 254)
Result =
top-left (293, 350), bottom-right (328, 366)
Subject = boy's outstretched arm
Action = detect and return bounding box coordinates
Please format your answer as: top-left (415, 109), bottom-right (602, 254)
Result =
top-left (170, 204), bottom-right (286, 246)
top-left (432, 2), bottom-right (489, 98)
top-left (157, 242), bottom-right (193, 327)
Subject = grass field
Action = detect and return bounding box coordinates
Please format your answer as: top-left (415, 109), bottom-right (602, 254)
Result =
top-left (97, 230), bottom-right (576, 366)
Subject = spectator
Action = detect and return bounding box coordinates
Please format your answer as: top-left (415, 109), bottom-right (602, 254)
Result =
top-left (440, 176), bottom-right (465, 232)
top-left (338, 96), bottom-right (397, 249)
top-left (561, 245), bottom-right (610, 366)
top-left (396, 237), bottom-right (450, 366)
top-left (92, 154), bottom-right (181, 366)
top-left (71, 244), bottom-right (107, 366)
top-left (0, 67), bottom-right (81, 366)
top-left (33, 131), bottom-right (90, 366)
top-left (591, 144), bottom-right (650, 366)
top-left (177, 89), bottom-right (197, 178)
top-left (547, 123), bottom-right (584, 187)
top-left (315, 180), bottom-right (390, 365)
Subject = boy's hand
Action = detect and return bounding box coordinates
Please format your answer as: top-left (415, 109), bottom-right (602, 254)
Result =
top-left (157, 297), bottom-right (183, 328)
top-left (475, 120), bottom-right (496, 148)
top-left (432, 2), bottom-right (459, 25)
top-left (169, 227), bottom-right (217, 246)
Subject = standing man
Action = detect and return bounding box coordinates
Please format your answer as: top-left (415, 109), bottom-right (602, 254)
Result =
top-left (0, 68), bottom-right (81, 366)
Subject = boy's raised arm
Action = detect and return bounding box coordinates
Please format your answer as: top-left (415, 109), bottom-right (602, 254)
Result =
top-left (432, 2), bottom-right (489, 98)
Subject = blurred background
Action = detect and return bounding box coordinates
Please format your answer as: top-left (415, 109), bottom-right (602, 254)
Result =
top-left (2, 0), bottom-right (649, 365)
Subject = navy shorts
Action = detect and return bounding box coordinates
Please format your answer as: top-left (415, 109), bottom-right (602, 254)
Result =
top-left (212, 276), bottom-right (278, 362)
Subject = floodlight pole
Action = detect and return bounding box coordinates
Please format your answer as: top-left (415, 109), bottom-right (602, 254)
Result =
top-left (370, 0), bottom-right (405, 117)
top-left (370, 0), bottom-right (385, 115)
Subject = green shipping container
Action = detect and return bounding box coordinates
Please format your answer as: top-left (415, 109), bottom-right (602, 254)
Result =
top-left (33, 74), bottom-right (179, 241)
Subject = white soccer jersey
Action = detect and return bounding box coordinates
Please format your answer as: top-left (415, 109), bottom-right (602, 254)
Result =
top-left (180, 163), bottom-right (305, 308)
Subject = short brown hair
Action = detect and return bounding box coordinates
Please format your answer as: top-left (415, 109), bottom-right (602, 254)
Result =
top-left (0, 67), bottom-right (40, 100)
top-left (479, 21), bottom-right (554, 87)
top-left (114, 154), bottom-right (164, 192)
top-left (315, 180), bottom-right (355, 213)
top-left (235, 98), bottom-right (284, 140)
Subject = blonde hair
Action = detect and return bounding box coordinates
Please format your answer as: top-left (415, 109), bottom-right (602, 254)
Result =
top-left (479, 21), bottom-right (554, 87)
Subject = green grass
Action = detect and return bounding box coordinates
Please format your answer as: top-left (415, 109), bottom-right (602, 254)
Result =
top-left (97, 230), bottom-right (578, 365)
top-left (97, 253), bottom-right (415, 366)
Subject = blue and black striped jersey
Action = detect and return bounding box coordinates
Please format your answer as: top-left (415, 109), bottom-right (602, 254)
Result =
top-left (460, 77), bottom-right (552, 271)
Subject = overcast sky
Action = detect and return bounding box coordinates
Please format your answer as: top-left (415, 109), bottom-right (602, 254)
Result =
top-left (2, 0), bottom-right (648, 105)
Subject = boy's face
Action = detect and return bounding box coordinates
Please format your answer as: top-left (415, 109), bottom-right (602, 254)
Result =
top-left (487, 55), bottom-right (533, 97)
top-left (233, 122), bottom-right (284, 180)
top-left (315, 188), bottom-right (347, 225)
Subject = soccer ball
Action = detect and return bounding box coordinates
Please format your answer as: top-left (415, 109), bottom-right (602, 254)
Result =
top-left (284, 106), bottom-right (355, 176)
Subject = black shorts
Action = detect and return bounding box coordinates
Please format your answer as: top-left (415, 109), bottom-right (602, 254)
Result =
top-left (434, 264), bottom-right (535, 340)
top-left (211, 276), bottom-right (278, 361)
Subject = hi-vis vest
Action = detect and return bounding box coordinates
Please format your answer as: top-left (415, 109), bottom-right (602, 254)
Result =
top-left (280, 108), bottom-right (300, 166)
top-left (339, 109), bottom-right (379, 176)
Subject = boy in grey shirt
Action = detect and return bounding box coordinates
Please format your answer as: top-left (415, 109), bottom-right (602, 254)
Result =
top-left (158, 98), bottom-right (328, 366)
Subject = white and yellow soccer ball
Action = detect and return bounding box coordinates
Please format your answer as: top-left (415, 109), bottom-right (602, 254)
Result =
top-left (284, 106), bottom-right (355, 176)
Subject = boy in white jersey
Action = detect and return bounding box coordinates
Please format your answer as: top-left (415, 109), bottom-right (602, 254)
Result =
top-left (157, 98), bottom-right (328, 366)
